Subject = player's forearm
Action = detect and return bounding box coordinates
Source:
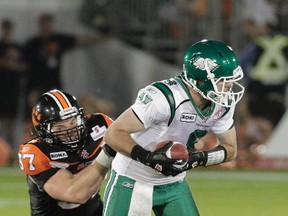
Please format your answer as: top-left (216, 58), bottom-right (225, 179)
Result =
top-left (46, 161), bottom-right (108, 204)
top-left (67, 160), bottom-right (108, 204)
top-left (215, 127), bottom-right (237, 162)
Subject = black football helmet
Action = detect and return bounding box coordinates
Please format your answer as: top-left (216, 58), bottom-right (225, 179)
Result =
top-left (32, 89), bottom-right (87, 152)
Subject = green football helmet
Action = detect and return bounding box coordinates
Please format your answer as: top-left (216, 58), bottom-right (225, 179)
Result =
top-left (182, 39), bottom-right (245, 107)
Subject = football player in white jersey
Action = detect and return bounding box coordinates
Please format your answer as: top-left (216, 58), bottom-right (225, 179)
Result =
top-left (103, 39), bottom-right (245, 216)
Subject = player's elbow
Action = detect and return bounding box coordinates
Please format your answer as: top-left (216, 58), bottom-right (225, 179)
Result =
top-left (226, 146), bottom-right (237, 162)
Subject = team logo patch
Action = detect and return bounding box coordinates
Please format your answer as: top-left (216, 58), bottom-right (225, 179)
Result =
top-left (50, 151), bottom-right (68, 160)
top-left (138, 91), bottom-right (153, 104)
top-left (191, 57), bottom-right (219, 72)
top-left (90, 125), bottom-right (106, 141)
top-left (80, 149), bottom-right (89, 159)
top-left (180, 113), bottom-right (197, 123)
top-left (32, 108), bottom-right (42, 126)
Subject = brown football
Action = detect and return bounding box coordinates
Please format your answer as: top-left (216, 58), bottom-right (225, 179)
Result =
top-left (155, 141), bottom-right (189, 160)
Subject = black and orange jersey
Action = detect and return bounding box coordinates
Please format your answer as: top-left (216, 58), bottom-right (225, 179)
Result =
top-left (18, 113), bottom-right (113, 216)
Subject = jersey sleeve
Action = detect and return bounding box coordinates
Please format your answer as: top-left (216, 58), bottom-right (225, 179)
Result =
top-left (210, 106), bottom-right (235, 134)
top-left (131, 85), bottom-right (171, 128)
top-left (18, 142), bottom-right (60, 190)
top-left (18, 143), bottom-right (52, 176)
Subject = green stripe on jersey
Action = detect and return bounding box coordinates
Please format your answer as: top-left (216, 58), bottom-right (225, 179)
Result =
top-left (152, 82), bottom-right (176, 126)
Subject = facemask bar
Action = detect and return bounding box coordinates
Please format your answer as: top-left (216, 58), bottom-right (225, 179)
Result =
top-left (206, 63), bottom-right (245, 107)
top-left (51, 115), bottom-right (84, 145)
top-left (45, 108), bottom-right (86, 151)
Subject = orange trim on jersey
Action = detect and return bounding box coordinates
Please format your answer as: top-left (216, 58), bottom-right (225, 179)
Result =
top-left (50, 91), bottom-right (69, 109)
top-left (99, 113), bottom-right (114, 126)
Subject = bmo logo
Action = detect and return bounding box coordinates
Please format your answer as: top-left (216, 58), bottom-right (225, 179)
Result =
top-left (180, 113), bottom-right (196, 123)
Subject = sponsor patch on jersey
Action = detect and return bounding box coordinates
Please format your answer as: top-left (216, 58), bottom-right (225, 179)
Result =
top-left (90, 125), bottom-right (106, 141)
top-left (50, 151), bottom-right (68, 160)
top-left (180, 113), bottom-right (197, 123)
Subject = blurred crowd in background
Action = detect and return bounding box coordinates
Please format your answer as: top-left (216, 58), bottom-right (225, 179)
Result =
top-left (0, 0), bottom-right (288, 169)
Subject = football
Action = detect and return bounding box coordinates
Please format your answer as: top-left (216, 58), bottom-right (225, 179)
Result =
top-left (155, 141), bottom-right (189, 160)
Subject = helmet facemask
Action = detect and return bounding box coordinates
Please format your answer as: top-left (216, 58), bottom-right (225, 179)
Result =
top-left (182, 58), bottom-right (245, 108)
top-left (43, 107), bottom-right (87, 152)
top-left (52, 117), bottom-right (85, 149)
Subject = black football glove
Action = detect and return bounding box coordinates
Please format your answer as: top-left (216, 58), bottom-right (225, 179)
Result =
top-left (131, 142), bottom-right (185, 176)
top-left (186, 148), bottom-right (205, 169)
top-left (186, 145), bottom-right (227, 170)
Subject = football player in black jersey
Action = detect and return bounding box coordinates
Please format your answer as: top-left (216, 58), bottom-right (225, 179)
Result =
top-left (18, 89), bottom-right (116, 216)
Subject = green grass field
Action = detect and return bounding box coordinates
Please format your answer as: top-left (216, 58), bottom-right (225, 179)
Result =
top-left (1, 167), bottom-right (287, 216)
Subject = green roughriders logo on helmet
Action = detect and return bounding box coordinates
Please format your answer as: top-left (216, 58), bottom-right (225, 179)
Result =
top-left (191, 57), bottom-right (219, 72)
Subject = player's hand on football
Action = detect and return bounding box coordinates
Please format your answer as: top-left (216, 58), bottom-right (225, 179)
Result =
top-left (186, 147), bottom-right (205, 170)
top-left (147, 142), bottom-right (188, 176)
top-left (131, 142), bottom-right (187, 176)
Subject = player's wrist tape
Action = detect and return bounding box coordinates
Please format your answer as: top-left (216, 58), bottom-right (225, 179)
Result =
top-left (95, 149), bottom-right (114, 168)
top-left (103, 144), bottom-right (117, 157)
top-left (203, 146), bottom-right (227, 166)
top-left (131, 145), bottom-right (150, 164)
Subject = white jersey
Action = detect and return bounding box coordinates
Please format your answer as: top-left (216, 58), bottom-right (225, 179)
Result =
top-left (112, 76), bottom-right (235, 185)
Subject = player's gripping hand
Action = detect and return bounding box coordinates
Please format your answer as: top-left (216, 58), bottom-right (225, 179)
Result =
top-left (186, 148), bottom-right (205, 169)
top-left (131, 143), bottom-right (184, 176)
